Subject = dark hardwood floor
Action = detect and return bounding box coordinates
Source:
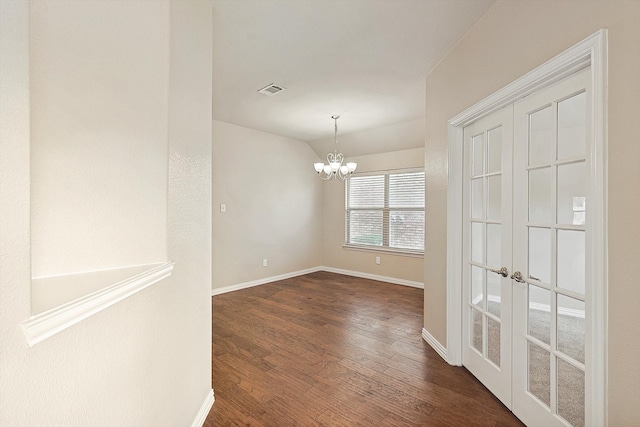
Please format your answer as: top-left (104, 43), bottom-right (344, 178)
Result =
top-left (204, 271), bottom-right (523, 426)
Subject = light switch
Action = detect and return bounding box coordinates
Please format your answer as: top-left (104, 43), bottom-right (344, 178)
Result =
top-left (220, 203), bottom-right (226, 213)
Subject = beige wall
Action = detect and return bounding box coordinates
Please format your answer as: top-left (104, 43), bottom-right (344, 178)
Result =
top-left (322, 148), bottom-right (425, 283)
top-left (212, 119), bottom-right (425, 289)
top-left (308, 118), bottom-right (425, 158)
top-left (212, 120), bottom-right (323, 290)
top-left (0, 1), bottom-right (213, 425)
top-left (30, 0), bottom-right (169, 278)
top-left (423, 1), bottom-right (640, 424)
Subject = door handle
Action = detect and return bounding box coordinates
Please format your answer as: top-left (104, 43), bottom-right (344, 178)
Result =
top-left (489, 267), bottom-right (509, 277)
top-left (510, 271), bottom-right (525, 283)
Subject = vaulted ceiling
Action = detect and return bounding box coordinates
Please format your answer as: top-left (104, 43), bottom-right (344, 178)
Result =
top-left (212, 0), bottom-right (494, 143)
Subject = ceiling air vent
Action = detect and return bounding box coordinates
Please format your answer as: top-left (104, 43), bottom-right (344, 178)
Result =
top-left (258, 83), bottom-right (286, 96)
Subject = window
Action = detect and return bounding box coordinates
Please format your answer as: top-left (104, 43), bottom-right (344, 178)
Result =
top-left (345, 169), bottom-right (425, 255)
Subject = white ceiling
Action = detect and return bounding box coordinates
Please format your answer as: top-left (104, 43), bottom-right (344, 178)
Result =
top-left (212, 0), bottom-right (494, 142)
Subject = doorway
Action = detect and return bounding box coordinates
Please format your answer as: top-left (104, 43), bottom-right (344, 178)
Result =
top-left (447, 30), bottom-right (607, 427)
top-left (463, 68), bottom-right (591, 427)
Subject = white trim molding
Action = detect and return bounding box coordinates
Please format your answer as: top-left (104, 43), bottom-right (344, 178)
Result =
top-left (211, 266), bottom-right (424, 296)
top-left (320, 266), bottom-right (424, 289)
top-left (446, 29), bottom-right (607, 426)
top-left (21, 262), bottom-right (174, 346)
top-left (211, 267), bottom-right (323, 296)
top-left (342, 244), bottom-right (424, 258)
top-left (191, 389), bottom-right (214, 427)
top-left (422, 328), bottom-right (448, 362)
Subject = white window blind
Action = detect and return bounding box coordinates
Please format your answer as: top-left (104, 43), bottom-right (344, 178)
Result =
top-left (345, 170), bottom-right (425, 254)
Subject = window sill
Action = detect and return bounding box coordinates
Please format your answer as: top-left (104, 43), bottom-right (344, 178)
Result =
top-left (21, 262), bottom-right (174, 346)
top-left (342, 244), bottom-right (424, 258)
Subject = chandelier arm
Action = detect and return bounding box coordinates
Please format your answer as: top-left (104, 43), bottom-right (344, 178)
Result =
top-left (337, 169), bottom-right (352, 181)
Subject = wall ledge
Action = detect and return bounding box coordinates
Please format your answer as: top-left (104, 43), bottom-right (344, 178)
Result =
top-left (21, 262), bottom-right (174, 346)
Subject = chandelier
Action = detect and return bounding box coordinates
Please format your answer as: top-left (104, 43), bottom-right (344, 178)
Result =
top-left (313, 115), bottom-right (357, 180)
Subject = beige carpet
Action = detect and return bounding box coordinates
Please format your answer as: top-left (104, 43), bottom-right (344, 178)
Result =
top-left (473, 304), bottom-right (585, 427)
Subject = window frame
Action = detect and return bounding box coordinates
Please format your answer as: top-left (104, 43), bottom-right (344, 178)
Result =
top-left (344, 168), bottom-right (425, 257)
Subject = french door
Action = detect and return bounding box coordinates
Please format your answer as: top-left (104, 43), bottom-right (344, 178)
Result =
top-left (462, 68), bottom-right (591, 427)
top-left (462, 104), bottom-right (513, 407)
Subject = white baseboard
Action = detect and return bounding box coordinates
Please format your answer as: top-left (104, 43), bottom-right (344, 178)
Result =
top-left (319, 266), bottom-right (424, 289)
top-left (422, 328), bottom-right (448, 363)
top-left (191, 388), bottom-right (214, 427)
top-left (211, 267), bottom-right (322, 296)
top-left (211, 266), bottom-right (423, 296)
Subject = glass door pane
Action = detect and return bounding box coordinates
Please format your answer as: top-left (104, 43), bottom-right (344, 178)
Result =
top-left (513, 68), bottom-right (590, 427)
top-left (462, 105), bottom-right (513, 408)
top-left (467, 125), bottom-right (505, 368)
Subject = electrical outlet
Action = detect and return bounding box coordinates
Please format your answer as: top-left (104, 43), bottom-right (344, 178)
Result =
top-left (375, 256), bottom-right (381, 265)
top-left (262, 259), bottom-right (268, 267)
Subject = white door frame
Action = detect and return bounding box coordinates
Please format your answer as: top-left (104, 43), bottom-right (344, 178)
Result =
top-left (446, 29), bottom-right (607, 425)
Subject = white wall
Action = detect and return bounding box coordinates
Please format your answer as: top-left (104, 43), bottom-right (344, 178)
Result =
top-left (423, 1), bottom-right (640, 423)
top-left (30, 0), bottom-right (169, 278)
top-left (212, 120), bottom-right (323, 290)
top-left (321, 148), bottom-right (425, 283)
top-left (308, 118), bottom-right (424, 158)
top-left (0, 1), bottom-right (213, 425)
top-left (212, 118), bottom-right (425, 290)
top-left (307, 120), bottom-right (424, 285)
top-left (167, 1), bottom-right (214, 423)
